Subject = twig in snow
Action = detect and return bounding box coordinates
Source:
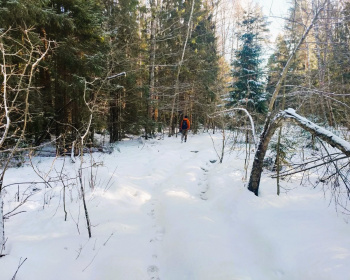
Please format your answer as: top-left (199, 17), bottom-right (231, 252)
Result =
top-left (103, 233), bottom-right (114, 246)
top-left (11, 257), bottom-right (27, 280)
top-left (82, 247), bottom-right (101, 272)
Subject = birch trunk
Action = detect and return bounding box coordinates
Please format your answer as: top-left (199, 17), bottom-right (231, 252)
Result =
top-left (0, 31), bottom-right (51, 250)
top-left (0, 188), bottom-right (4, 253)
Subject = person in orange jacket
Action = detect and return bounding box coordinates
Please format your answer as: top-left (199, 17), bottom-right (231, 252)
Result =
top-left (180, 115), bottom-right (190, 142)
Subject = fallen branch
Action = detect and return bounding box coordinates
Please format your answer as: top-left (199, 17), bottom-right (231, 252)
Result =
top-left (249, 108), bottom-right (350, 195)
top-left (271, 156), bottom-right (349, 178)
top-left (11, 257), bottom-right (27, 280)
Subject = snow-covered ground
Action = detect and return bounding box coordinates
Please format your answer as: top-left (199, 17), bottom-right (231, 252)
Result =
top-left (1, 133), bottom-right (350, 280)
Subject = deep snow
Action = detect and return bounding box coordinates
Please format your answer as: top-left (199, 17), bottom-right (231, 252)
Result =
top-left (0, 133), bottom-right (349, 280)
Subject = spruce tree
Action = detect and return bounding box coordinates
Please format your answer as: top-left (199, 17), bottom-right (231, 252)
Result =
top-left (229, 10), bottom-right (268, 115)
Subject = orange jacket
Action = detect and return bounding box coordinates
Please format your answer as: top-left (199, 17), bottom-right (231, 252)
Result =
top-left (180, 118), bottom-right (190, 130)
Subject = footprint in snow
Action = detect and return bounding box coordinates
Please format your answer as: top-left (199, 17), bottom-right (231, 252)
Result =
top-left (200, 190), bottom-right (209, 200)
top-left (147, 265), bottom-right (160, 280)
top-left (155, 226), bottom-right (165, 241)
top-left (148, 209), bottom-right (155, 219)
top-left (150, 225), bottom-right (165, 242)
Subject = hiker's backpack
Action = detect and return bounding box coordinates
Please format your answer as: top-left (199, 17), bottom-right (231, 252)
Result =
top-left (181, 119), bottom-right (188, 130)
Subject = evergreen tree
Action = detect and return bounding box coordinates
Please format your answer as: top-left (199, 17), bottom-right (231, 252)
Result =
top-left (185, 1), bottom-right (219, 130)
top-left (0, 0), bottom-right (225, 147)
top-left (0, 0), bottom-right (107, 148)
top-left (103, 0), bottom-right (143, 142)
top-left (229, 10), bottom-right (268, 114)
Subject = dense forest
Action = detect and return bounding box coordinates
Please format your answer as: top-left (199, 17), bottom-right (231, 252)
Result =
top-left (0, 0), bottom-right (221, 150)
top-left (1, 0), bottom-right (349, 141)
top-left (1, 0), bottom-right (350, 190)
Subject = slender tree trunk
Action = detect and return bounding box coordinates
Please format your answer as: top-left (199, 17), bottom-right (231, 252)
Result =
top-left (63, 181), bottom-right (67, 221)
top-left (149, 0), bottom-right (157, 124)
top-left (0, 181), bottom-right (4, 253)
top-left (276, 126), bottom-right (282, 196)
top-left (169, 0), bottom-right (195, 136)
top-left (79, 169), bottom-right (92, 238)
top-left (275, 81), bottom-right (286, 195)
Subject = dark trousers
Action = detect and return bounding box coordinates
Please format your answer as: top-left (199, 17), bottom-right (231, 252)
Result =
top-left (181, 129), bottom-right (188, 142)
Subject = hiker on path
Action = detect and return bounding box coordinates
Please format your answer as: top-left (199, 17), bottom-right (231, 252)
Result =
top-left (180, 115), bottom-right (190, 142)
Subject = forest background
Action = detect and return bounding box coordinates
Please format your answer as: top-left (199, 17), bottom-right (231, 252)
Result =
top-left (1, 0), bottom-right (349, 148)
top-left (1, 0), bottom-right (350, 205)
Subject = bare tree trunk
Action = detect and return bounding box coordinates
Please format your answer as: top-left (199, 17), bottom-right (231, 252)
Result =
top-left (275, 81), bottom-right (286, 195)
top-left (220, 129), bottom-right (225, 163)
top-left (276, 126), bottom-right (282, 196)
top-left (169, 0), bottom-right (195, 136)
top-left (79, 169), bottom-right (92, 238)
top-left (0, 29), bottom-right (52, 249)
top-left (0, 184), bottom-right (4, 254)
top-left (77, 79), bottom-right (97, 238)
top-left (247, 1), bottom-right (327, 195)
top-left (148, 0), bottom-right (157, 123)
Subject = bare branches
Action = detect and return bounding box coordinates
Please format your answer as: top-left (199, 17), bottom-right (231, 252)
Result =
top-left (209, 108), bottom-right (257, 147)
top-left (11, 257), bottom-right (27, 280)
top-left (3, 192), bottom-right (33, 220)
top-left (271, 155), bottom-right (348, 178)
top-left (0, 27), bottom-right (54, 250)
top-left (0, 27), bottom-right (54, 169)
top-left (267, 0), bottom-right (327, 114)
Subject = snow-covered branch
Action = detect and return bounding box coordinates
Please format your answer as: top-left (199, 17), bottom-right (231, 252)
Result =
top-left (107, 72), bottom-right (126, 80)
top-left (281, 109), bottom-right (350, 156)
top-left (209, 108), bottom-right (257, 147)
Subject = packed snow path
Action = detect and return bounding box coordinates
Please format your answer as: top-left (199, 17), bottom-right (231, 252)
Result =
top-left (113, 135), bottom-right (237, 279)
top-left (1, 133), bottom-right (350, 279)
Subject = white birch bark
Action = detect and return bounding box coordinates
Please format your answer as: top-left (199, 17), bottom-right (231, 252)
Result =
top-left (0, 29), bottom-right (52, 250)
top-left (0, 43), bottom-right (11, 148)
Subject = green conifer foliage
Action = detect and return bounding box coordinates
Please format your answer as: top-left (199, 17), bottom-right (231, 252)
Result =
top-left (103, 0), bottom-right (143, 142)
top-left (0, 0), bottom-right (224, 147)
top-left (229, 11), bottom-right (268, 114)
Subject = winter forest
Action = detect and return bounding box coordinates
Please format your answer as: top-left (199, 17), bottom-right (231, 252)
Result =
top-left (1, 0), bottom-right (350, 279)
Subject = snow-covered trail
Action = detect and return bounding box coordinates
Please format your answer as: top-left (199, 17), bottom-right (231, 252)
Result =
top-left (137, 138), bottom-right (239, 279)
top-left (111, 134), bottom-right (239, 279)
top-left (1, 133), bottom-right (350, 280)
